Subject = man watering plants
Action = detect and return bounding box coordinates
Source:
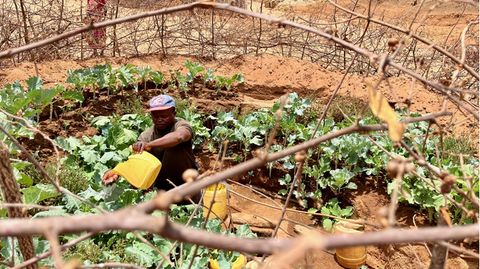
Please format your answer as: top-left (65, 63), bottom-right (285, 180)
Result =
top-left (102, 94), bottom-right (199, 201)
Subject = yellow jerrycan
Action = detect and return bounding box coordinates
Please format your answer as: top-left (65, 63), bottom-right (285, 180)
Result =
top-left (333, 221), bottom-right (367, 269)
top-left (203, 183), bottom-right (228, 220)
top-left (112, 151), bottom-right (161, 189)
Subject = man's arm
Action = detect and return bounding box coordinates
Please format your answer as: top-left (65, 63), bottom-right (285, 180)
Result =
top-left (146, 127), bottom-right (192, 149)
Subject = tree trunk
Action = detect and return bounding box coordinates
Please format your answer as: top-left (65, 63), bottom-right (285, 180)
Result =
top-left (0, 142), bottom-right (37, 268)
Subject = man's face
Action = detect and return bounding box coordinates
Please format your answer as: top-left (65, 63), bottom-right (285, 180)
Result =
top-left (151, 107), bottom-right (176, 129)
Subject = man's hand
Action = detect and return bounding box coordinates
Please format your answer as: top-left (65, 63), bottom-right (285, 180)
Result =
top-left (132, 141), bottom-right (151, 153)
top-left (102, 170), bottom-right (119, 185)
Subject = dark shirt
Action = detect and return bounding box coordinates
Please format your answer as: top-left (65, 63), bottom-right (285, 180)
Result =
top-left (137, 118), bottom-right (197, 190)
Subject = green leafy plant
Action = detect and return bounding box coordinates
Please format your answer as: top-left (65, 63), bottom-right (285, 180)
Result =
top-left (170, 70), bottom-right (189, 95)
top-left (184, 60), bottom-right (205, 91)
top-left (0, 77), bottom-right (83, 122)
top-left (214, 73), bottom-right (244, 91)
top-left (318, 198), bottom-right (353, 231)
top-left (177, 105), bottom-right (211, 149)
top-left (151, 70), bottom-right (165, 89)
top-left (56, 114), bottom-right (151, 182)
top-left (136, 66), bottom-right (153, 91)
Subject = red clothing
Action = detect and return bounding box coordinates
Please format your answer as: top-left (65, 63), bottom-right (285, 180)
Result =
top-left (87, 0), bottom-right (107, 16)
top-left (84, 0), bottom-right (107, 49)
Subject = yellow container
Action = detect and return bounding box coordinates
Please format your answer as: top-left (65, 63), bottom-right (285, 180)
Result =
top-left (112, 151), bottom-right (161, 189)
top-left (333, 221), bottom-right (366, 269)
top-left (210, 254), bottom-right (246, 269)
top-left (203, 183), bottom-right (228, 220)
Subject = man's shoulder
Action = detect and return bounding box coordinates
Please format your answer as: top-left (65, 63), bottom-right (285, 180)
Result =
top-left (174, 118), bottom-right (194, 137)
top-left (138, 127), bottom-right (155, 142)
top-left (174, 118), bottom-right (192, 129)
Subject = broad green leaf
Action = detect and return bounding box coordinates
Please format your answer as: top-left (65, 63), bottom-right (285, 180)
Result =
top-left (116, 128), bottom-right (138, 146)
top-left (235, 224), bottom-right (256, 238)
top-left (321, 207), bottom-right (331, 215)
top-left (56, 137), bottom-right (82, 152)
top-left (125, 242), bottom-right (159, 267)
top-left (216, 252), bottom-right (231, 269)
top-left (278, 189), bottom-right (287, 195)
top-left (22, 184), bottom-right (59, 204)
top-left (118, 189), bottom-right (141, 206)
top-left (80, 149), bottom-right (99, 164)
top-left (63, 195), bottom-right (83, 212)
top-left (26, 76), bottom-right (43, 91)
top-left (346, 182), bottom-right (358, 190)
top-left (79, 186), bottom-right (104, 202)
top-left (33, 208), bottom-right (68, 218)
top-left (152, 236), bottom-right (173, 254)
top-left (62, 90), bottom-right (84, 102)
top-left (249, 135), bottom-right (263, 146)
top-left (308, 208), bottom-right (318, 214)
top-left (322, 218), bottom-right (333, 231)
top-left (92, 116), bottom-right (111, 129)
top-left (151, 71), bottom-right (164, 86)
top-left (206, 219), bottom-right (223, 233)
top-left (99, 151), bottom-right (122, 164)
top-left (16, 173), bottom-right (33, 187)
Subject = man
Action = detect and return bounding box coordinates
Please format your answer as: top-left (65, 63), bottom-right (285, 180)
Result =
top-left (102, 94), bottom-right (198, 198)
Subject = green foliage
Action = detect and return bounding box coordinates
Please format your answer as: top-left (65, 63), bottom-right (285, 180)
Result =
top-left (56, 114), bottom-right (151, 182)
top-left (318, 198), bottom-right (353, 231)
top-left (184, 60), bottom-right (205, 83)
top-left (58, 204), bottom-right (256, 268)
top-left (151, 70), bottom-right (165, 88)
top-left (58, 161), bottom-right (90, 194)
top-left (214, 73), bottom-right (244, 91)
top-left (0, 78), bottom-right (83, 122)
top-left (114, 94), bottom-right (146, 115)
top-left (177, 105), bottom-right (211, 149)
top-left (171, 70), bottom-right (189, 93)
top-left (65, 61), bottom-right (245, 98)
top-left (21, 184), bottom-right (59, 204)
top-left (443, 134), bottom-right (477, 161)
top-left (66, 64), bottom-right (163, 95)
top-left (166, 205), bottom-right (256, 268)
top-left (203, 93), bottom-right (478, 224)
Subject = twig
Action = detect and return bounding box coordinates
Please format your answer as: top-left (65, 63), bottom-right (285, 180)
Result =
top-left (0, 196), bottom-right (478, 255)
top-left (228, 187), bottom-right (378, 227)
top-left (388, 161), bottom-right (405, 227)
top-left (12, 233), bottom-right (94, 269)
top-left (45, 231), bottom-right (63, 269)
top-left (271, 156), bottom-right (305, 238)
top-left (80, 263), bottom-right (144, 269)
top-left (325, 0), bottom-right (479, 80)
top-left (0, 203), bottom-right (56, 210)
top-left (413, 213), bottom-right (432, 257)
top-left (438, 241), bottom-right (479, 259)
